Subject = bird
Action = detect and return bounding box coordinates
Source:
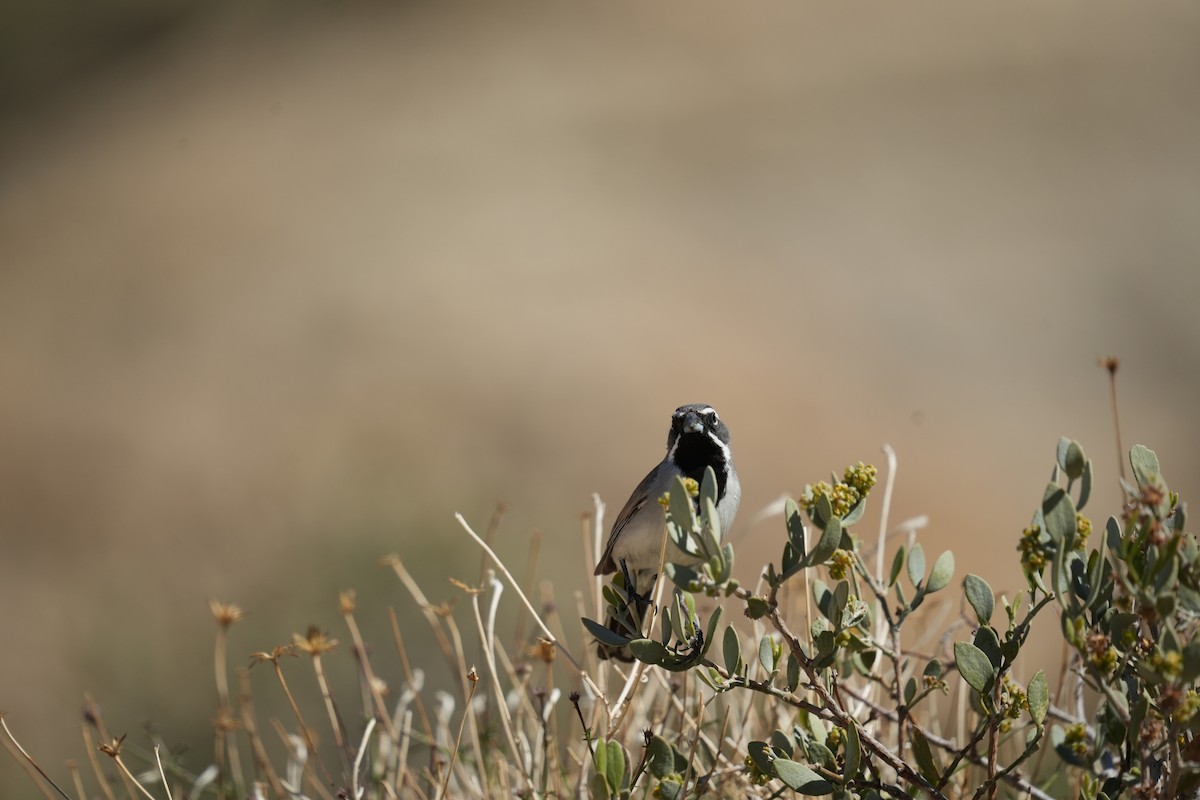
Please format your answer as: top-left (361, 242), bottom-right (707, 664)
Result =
top-left (594, 403), bottom-right (741, 659)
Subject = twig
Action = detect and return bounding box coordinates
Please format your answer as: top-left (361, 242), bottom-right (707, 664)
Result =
top-left (1, 714), bottom-right (70, 800)
top-left (456, 512), bottom-right (606, 703)
top-left (470, 581), bottom-right (536, 794)
top-left (352, 717), bottom-right (377, 800)
top-left (1100, 356), bottom-right (1125, 483)
top-left (154, 746), bottom-right (174, 800)
top-left (436, 674), bottom-right (477, 800)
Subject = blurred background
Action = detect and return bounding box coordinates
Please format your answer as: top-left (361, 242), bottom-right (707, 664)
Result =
top-left (2, 0), bottom-right (1199, 792)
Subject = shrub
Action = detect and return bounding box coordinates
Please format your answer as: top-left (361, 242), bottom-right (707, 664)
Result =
top-left (4, 440), bottom-right (1195, 800)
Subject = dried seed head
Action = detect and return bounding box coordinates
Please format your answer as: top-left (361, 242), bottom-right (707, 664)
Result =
top-left (209, 599), bottom-right (246, 628)
top-left (293, 626), bottom-right (338, 656)
top-left (98, 734), bottom-right (126, 758)
top-left (339, 590), bottom-right (357, 615)
top-left (530, 638), bottom-right (556, 664)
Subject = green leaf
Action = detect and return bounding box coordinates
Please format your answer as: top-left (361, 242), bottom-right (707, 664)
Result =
top-left (655, 778), bottom-right (682, 800)
top-left (1078, 459), bottom-right (1093, 510)
top-left (1129, 444), bottom-right (1160, 490)
top-left (954, 641), bottom-right (995, 693)
top-left (747, 741), bottom-right (774, 774)
top-left (816, 490), bottom-right (834, 527)
top-left (926, 550), bottom-right (954, 593)
top-left (964, 574), bottom-right (994, 625)
top-left (889, 546), bottom-right (905, 587)
top-left (702, 497), bottom-right (721, 555)
top-left (973, 625), bottom-right (1003, 669)
top-left (786, 498), bottom-right (808, 559)
top-left (702, 605), bottom-right (723, 656)
top-left (723, 626), bottom-right (741, 675)
top-left (831, 581), bottom-right (849, 628)
top-left (1056, 437), bottom-right (1071, 473)
top-left (1042, 483), bottom-right (1077, 546)
top-left (911, 727), bottom-right (940, 784)
top-left (604, 740), bottom-right (625, 793)
top-left (593, 739), bottom-right (608, 787)
top-left (758, 635), bottom-right (776, 675)
top-left (772, 759), bottom-right (834, 794)
top-left (807, 514), bottom-right (842, 567)
top-left (583, 617), bottom-right (631, 647)
top-left (701, 465), bottom-right (718, 512)
top-left (804, 709), bottom-right (828, 745)
top-left (1062, 439), bottom-right (1087, 481)
top-left (646, 735), bottom-right (674, 779)
top-left (668, 476), bottom-right (698, 535)
top-left (1027, 670), bottom-right (1048, 728)
top-left (588, 772), bottom-right (611, 800)
top-left (1102, 681), bottom-right (1130, 722)
top-left (843, 721), bottom-right (861, 781)
top-left (771, 730), bottom-right (794, 758)
top-left (805, 740), bottom-right (836, 770)
top-left (842, 497), bottom-right (868, 527)
top-left (907, 543), bottom-right (926, 588)
top-left (628, 639), bottom-right (669, 665)
top-left (786, 654), bottom-right (800, 691)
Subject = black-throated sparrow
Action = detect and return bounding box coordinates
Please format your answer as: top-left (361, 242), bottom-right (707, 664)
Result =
top-left (594, 403), bottom-right (741, 658)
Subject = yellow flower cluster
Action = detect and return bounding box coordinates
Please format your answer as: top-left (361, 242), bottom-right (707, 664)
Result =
top-left (1018, 524), bottom-right (1049, 572)
top-left (828, 549), bottom-right (854, 580)
top-left (801, 463), bottom-right (878, 520)
top-left (1074, 512), bottom-right (1093, 552)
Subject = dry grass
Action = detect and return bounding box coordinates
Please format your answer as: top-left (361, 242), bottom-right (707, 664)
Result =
top-left (3, 462), bottom-right (1081, 800)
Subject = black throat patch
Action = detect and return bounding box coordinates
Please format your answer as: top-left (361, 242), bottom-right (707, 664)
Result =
top-left (672, 432), bottom-right (729, 499)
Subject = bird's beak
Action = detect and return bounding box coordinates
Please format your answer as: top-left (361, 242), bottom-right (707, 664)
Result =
top-left (683, 412), bottom-right (704, 433)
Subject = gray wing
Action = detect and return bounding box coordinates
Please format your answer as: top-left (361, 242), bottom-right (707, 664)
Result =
top-left (595, 463), bottom-right (663, 575)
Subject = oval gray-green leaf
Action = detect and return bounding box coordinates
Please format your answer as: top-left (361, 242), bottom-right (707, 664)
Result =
top-left (1042, 483), bottom-right (1077, 545)
top-left (926, 550), bottom-right (954, 593)
top-left (954, 640), bottom-right (995, 693)
top-left (772, 759), bottom-right (834, 794)
top-left (701, 465), bottom-right (718, 509)
top-left (973, 625), bottom-right (1003, 669)
top-left (1078, 459), bottom-right (1093, 510)
top-left (1129, 444), bottom-right (1160, 489)
top-left (807, 514), bottom-right (842, 568)
top-left (703, 497), bottom-right (721, 554)
top-left (1063, 440), bottom-right (1086, 481)
top-left (604, 740), bottom-right (626, 793)
top-left (843, 721), bottom-right (861, 780)
top-left (628, 638), bottom-right (669, 665)
top-left (907, 543), bottom-right (926, 588)
top-left (758, 635), bottom-right (776, 675)
top-left (1027, 670), bottom-right (1048, 728)
top-left (963, 574), bottom-right (994, 625)
top-left (911, 727), bottom-right (940, 783)
top-left (588, 771), bottom-right (611, 800)
top-left (723, 625), bottom-right (741, 675)
top-left (747, 741), bottom-right (774, 774)
top-left (593, 738), bottom-right (608, 784)
top-left (786, 498), bottom-right (807, 555)
top-left (583, 617), bottom-right (631, 647)
top-left (889, 545), bottom-right (906, 587)
top-left (669, 476), bottom-right (698, 534)
top-left (646, 735), bottom-right (674, 779)
top-left (655, 778), bottom-right (682, 800)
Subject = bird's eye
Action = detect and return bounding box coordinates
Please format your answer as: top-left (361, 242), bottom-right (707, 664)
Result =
top-left (705, 411), bottom-right (718, 424)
